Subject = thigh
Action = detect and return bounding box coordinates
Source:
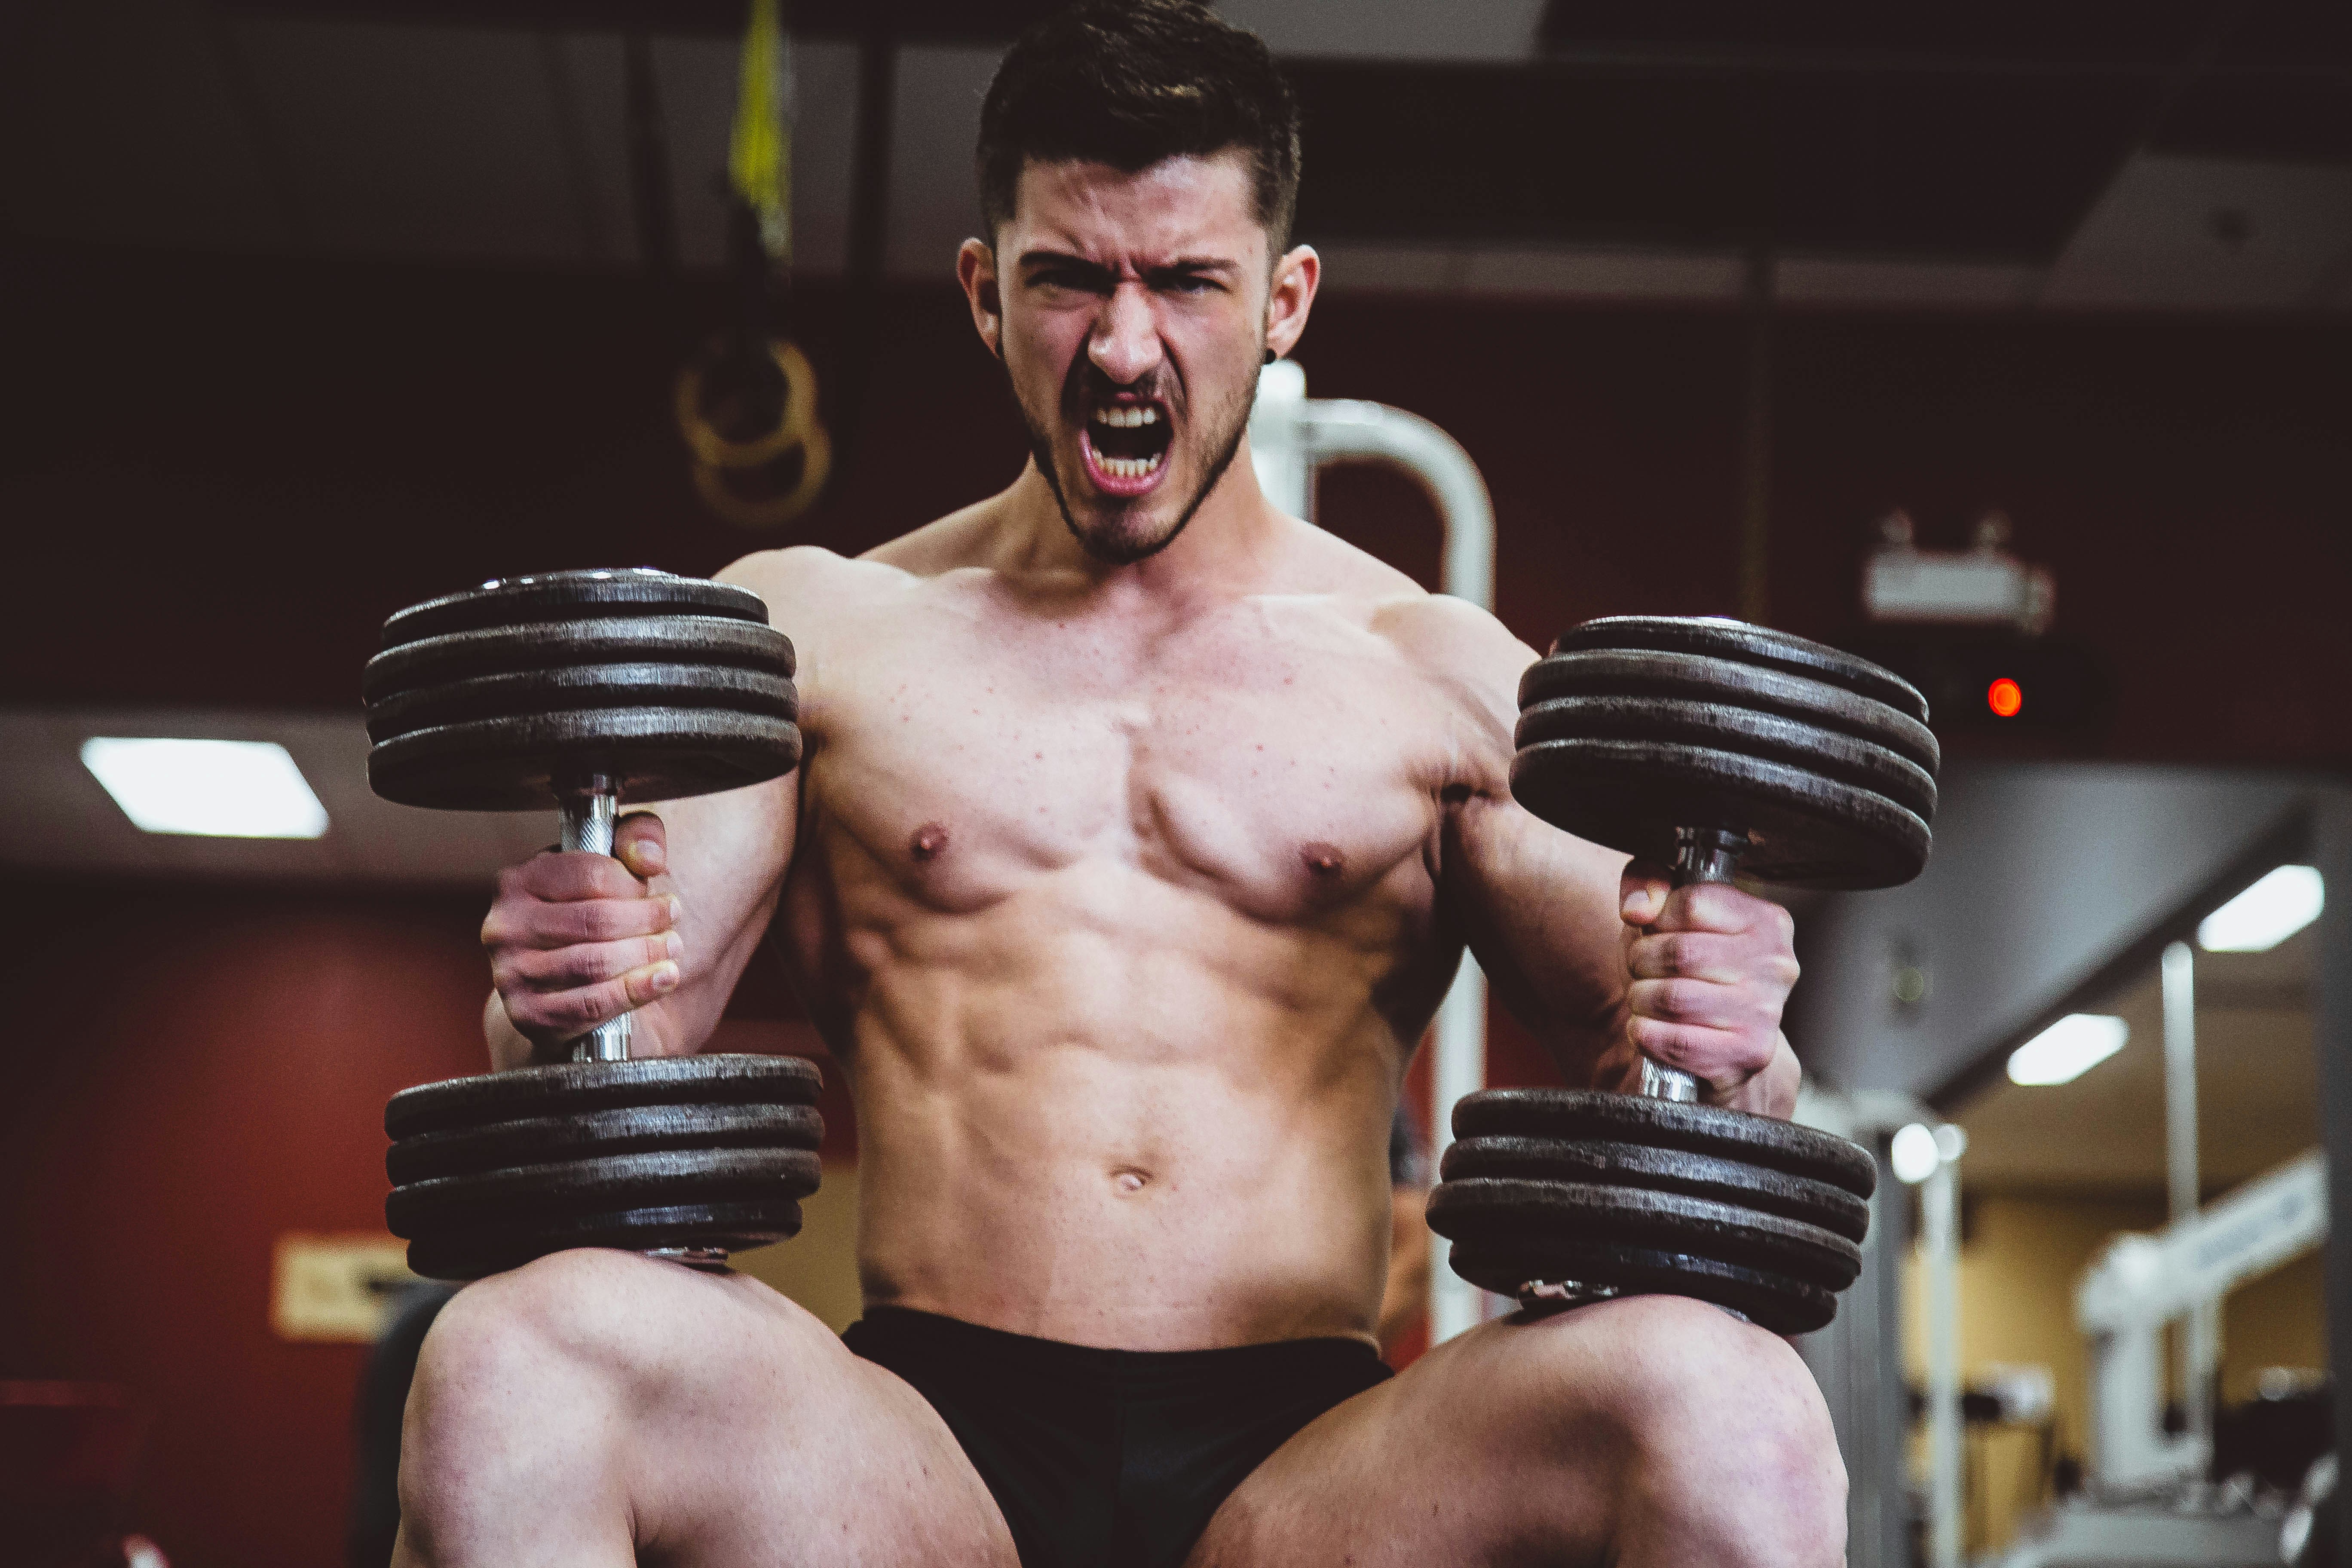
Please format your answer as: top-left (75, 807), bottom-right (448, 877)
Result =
top-left (1181, 1310), bottom-right (1619, 1568)
top-left (1184, 1295), bottom-right (1838, 1568)
top-left (396, 1250), bottom-right (1018, 1568)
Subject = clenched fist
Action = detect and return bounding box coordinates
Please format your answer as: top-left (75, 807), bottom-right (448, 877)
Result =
top-left (1602, 861), bottom-right (1801, 1116)
top-left (482, 812), bottom-right (683, 1049)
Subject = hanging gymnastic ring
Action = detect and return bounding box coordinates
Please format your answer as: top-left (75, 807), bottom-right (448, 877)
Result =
top-left (674, 339), bottom-right (821, 471)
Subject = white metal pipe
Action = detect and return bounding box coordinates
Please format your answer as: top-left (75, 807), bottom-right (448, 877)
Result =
top-left (2161, 940), bottom-right (2217, 1448)
top-left (1921, 1153), bottom-right (1963, 1568)
top-left (1296, 398), bottom-right (1496, 612)
top-left (1248, 361), bottom-right (1500, 1344)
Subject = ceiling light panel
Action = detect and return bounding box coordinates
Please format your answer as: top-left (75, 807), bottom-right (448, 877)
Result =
top-left (2007, 1014), bottom-right (2129, 1087)
top-left (81, 738), bottom-right (331, 839)
top-left (2198, 865), bottom-right (2324, 953)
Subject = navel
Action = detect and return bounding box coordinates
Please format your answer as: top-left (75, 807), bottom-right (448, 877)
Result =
top-left (910, 821), bottom-right (951, 861)
top-left (1110, 1166), bottom-right (1152, 1195)
top-left (1301, 840), bottom-right (1347, 878)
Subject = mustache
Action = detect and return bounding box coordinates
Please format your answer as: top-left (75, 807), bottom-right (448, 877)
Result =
top-left (1059, 357), bottom-right (1182, 419)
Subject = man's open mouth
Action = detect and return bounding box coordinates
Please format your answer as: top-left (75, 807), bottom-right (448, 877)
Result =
top-left (1079, 400), bottom-right (1173, 495)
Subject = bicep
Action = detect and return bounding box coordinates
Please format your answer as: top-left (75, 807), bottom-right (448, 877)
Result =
top-left (1447, 793), bottom-right (1628, 1064)
top-left (636, 769), bottom-right (799, 1053)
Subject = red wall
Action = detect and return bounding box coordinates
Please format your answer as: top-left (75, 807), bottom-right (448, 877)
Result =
top-left (2, 888), bottom-right (490, 1566)
top-left (0, 885), bottom-right (860, 1568)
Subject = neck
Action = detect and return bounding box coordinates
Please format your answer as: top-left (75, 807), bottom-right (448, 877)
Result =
top-left (990, 432), bottom-right (1288, 598)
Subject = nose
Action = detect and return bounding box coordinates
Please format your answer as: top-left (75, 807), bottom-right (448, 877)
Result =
top-left (1087, 280), bottom-right (1162, 388)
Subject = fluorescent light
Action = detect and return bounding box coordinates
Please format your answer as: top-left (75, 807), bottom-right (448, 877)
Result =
top-left (82, 738), bottom-right (329, 839)
top-left (1891, 1123), bottom-right (1940, 1185)
top-left (2007, 1014), bottom-right (2128, 1087)
top-left (2198, 865), bottom-right (2324, 953)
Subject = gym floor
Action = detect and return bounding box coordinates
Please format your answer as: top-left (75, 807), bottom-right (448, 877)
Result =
top-left (3, 4), bottom-right (2349, 1567)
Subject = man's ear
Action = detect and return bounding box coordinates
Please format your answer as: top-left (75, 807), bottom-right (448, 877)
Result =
top-left (1263, 244), bottom-right (1320, 361)
top-left (958, 238), bottom-right (1004, 359)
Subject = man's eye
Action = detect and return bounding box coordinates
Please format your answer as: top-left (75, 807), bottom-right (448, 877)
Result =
top-left (1163, 275), bottom-right (1218, 295)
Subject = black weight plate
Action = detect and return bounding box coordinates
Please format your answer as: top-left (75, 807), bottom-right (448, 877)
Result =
top-left (387, 1054), bottom-right (822, 1141)
top-left (1517, 650), bottom-right (1939, 778)
top-left (1549, 617), bottom-right (1928, 724)
top-left (367, 663), bottom-right (799, 745)
top-left (387, 1146), bottom-right (823, 1234)
top-left (1453, 1089), bottom-right (1876, 1197)
top-left (368, 707), bottom-right (802, 811)
top-left (1512, 737), bottom-right (1929, 889)
top-left (1439, 1136), bottom-right (1869, 1243)
top-left (1445, 1237), bottom-right (1838, 1335)
top-left (364, 616), bottom-right (794, 704)
top-left (1516, 697), bottom-right (1937, 823)
top-left (384, 570), bottom-right (771, 649)
top-left (1426, 1178), bottom-right (1861, 1292)
top-left (388, 1102), bottom-right (825, 1185)
top-left (403, 1197), bottom-right (805, 1281)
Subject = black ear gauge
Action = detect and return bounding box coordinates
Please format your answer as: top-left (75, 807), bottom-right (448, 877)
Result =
top-left (1263, 348), bottom-right (1277, 365)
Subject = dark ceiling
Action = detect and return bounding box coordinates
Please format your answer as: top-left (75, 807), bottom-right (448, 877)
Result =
top-left (1290, 0), bottom-right (2352, 257)
top-left (217, 0), bottom-right (2352, 264)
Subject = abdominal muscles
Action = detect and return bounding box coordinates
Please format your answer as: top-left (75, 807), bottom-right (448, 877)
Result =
top-left (813, 862), bottom-right (1406, 1351)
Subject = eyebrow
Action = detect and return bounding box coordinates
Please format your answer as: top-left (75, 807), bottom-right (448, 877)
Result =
top-left (1016, 250), bottom-right (1243, 282)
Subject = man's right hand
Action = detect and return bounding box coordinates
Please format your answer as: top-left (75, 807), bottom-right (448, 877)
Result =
top-left (482, 811), bottom-right (684, 1049)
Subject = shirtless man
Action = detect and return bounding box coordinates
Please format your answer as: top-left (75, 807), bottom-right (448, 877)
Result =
top-left (394, 4), bottom-right (1842, 1564)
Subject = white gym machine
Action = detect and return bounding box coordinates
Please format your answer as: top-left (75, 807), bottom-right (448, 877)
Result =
top-left (1994, 941), bottom-right (2330, 1567)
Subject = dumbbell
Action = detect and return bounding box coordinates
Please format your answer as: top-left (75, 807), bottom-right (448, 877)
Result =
top-left (1425, 616), bottom-right (1938, 1333)
top-left (364, 567), bottom-right (824, 1280)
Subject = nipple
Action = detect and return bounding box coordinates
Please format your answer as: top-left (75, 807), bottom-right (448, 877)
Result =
top-left (910, 822), bottom-right (950, 861)
top-left (1301, 841), bottom-right (1347, 879)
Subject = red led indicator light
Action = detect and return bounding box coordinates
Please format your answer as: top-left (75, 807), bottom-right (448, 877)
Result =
top-left (1987, 678), bottom-right (2024, 718)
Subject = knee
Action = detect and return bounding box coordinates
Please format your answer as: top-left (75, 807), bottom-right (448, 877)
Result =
top-left (413, 1251), bottom-right (646, 1397)
top-left (1559, 1298), bottom-right (1847, 1566)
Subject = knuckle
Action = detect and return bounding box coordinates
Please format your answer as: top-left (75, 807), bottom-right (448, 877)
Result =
top-left (550, 986), bottom-right (613, 1030)
top-left (579, 902), bottom-right (628, 942)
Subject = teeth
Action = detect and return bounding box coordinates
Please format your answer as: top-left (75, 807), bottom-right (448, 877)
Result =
top-left (1091, 405), bottom-right (1161, 428)
top-left (1094, 450), bottom-right (1164, 481)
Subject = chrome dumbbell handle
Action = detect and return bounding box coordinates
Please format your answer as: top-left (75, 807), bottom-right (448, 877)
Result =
top-left (558, 773), bottom-right (632, 1064)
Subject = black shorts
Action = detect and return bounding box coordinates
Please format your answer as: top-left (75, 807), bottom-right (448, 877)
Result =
top-left (843, 1307), bottom-right (1392, 1568)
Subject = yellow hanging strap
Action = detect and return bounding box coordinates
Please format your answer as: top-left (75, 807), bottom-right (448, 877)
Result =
top-left (729, 0), bottom-right (792, 262)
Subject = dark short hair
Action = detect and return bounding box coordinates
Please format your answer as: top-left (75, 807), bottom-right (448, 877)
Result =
top-left (977, 0), bottom-right (1302, 252)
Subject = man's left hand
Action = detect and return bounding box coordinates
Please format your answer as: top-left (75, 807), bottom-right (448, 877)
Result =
top-left (1602, 863), bottom-right (1802, 1117)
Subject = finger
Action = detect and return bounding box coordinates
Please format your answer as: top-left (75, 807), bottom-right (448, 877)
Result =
top-left (512, 960), bottom-right (683, 1039)
top-left (1626, 976), bottom-right (1785, 1035)
top-left (1626, 1014), bottom-right (1774, 1084)
top-left (498, 931), bottom-right (686, 993)
top-left (507, 850), bottom-right (647, 903)
top-left (1649, 882), bottom-right (1795, 939)
top-left (615, 811), bottom-right (668, 879)
top-left (1624, 930), bottom-right (1751, 984)
top-left (485, 893), bottom-right (680, 952)
top-left (1618, 860), bottom-right (1672, 926)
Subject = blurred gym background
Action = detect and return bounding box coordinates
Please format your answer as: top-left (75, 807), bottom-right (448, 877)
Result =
top-left (1, 2), bottom-right (2348, 1565)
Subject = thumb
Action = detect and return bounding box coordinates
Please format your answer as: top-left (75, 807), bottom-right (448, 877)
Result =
top-left (1619, 860), bottom-right (1671, 927)
top-left (615, 811), bottom-right (669, 880)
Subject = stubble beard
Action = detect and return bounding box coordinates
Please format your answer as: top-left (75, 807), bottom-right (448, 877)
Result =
top-left (1010, 351), bottom-right (1257, 568)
